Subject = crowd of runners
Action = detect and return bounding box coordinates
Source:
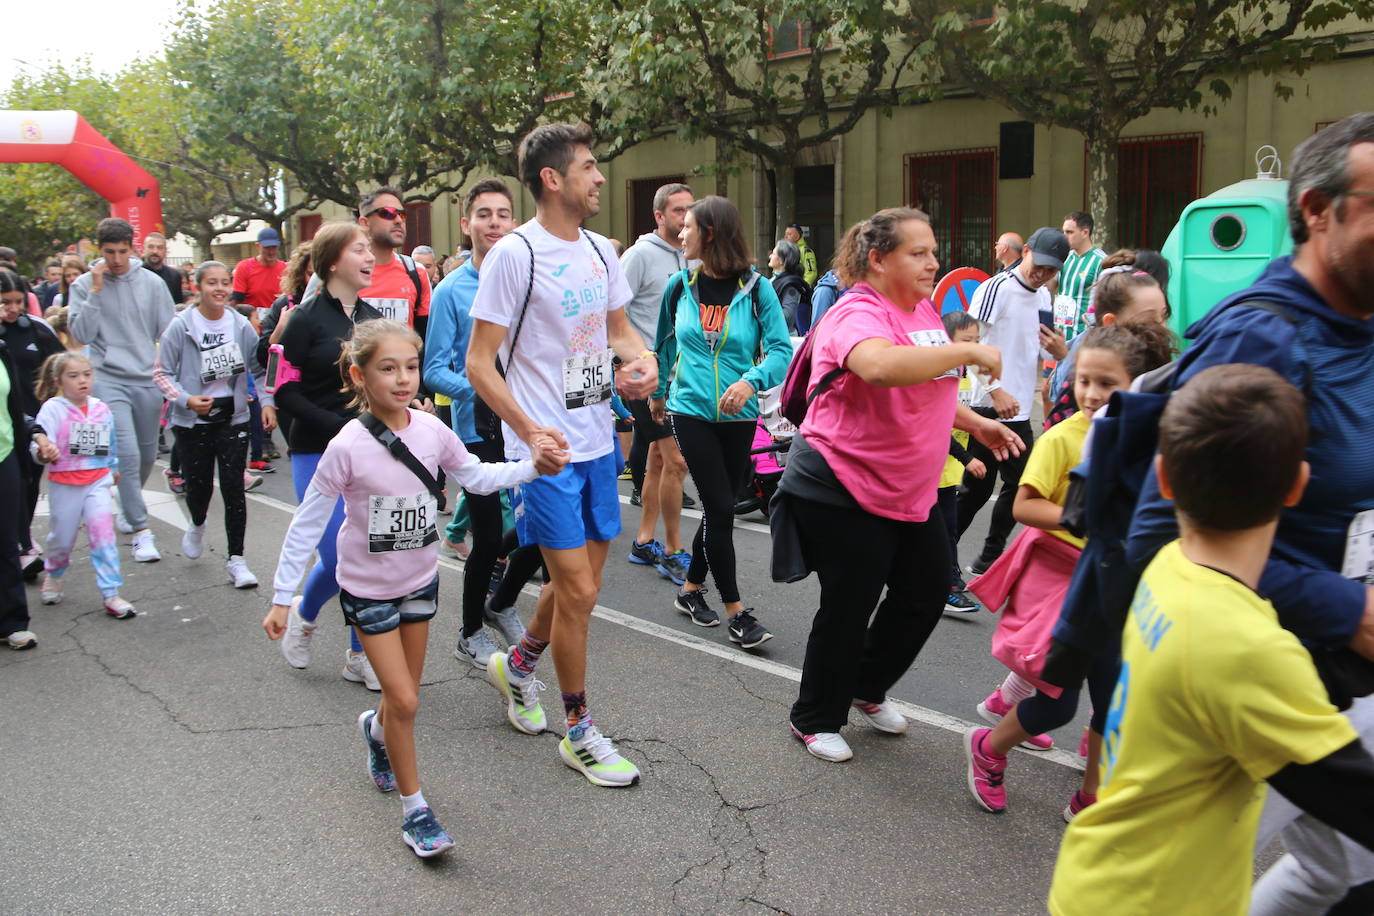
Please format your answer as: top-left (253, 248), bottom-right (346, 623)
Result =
top-left (3, 112), bottom-right (1374, 911)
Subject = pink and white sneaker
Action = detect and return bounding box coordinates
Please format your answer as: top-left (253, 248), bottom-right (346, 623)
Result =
top-left (1063, 789), bottom-right (1097, 823)
top-left (789, 722), bottom-right (853, 762)
top-left (963, 727), bottom-right (1007, 813)
top-left (976, 688), bottom-right (1055, 751)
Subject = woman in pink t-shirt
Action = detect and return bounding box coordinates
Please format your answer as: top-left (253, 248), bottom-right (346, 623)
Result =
top-left (779, 208), bottom-right (1023, 763)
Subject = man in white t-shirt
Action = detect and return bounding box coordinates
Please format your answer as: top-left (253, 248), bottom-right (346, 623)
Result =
top-left (468, 122), bottom-right (658, 788)
top-left (957, 226), bottom-right (1070, 575)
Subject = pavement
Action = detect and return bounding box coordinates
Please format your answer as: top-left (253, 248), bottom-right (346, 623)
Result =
top-left (3, 449), bottom-right (1091, 915)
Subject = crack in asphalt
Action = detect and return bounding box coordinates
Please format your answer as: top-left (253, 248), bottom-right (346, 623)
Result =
top-left (616, 733), bottom-right (808, 916)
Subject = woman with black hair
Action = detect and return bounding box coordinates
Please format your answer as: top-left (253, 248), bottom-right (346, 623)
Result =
top-left (768, 239), bottom-right (810, 334)
top-left (651, 196), bottom-right (794, 649)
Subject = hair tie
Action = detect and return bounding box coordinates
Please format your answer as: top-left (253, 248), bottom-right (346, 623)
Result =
top-left (1132, 270), bottom-right (1150, 277)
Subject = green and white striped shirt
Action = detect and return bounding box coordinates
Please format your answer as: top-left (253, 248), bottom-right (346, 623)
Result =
top-left (1060, 247), bottom-right (1106, 339)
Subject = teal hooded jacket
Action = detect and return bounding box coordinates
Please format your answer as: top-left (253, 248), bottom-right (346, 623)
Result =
top-left (652, 267), bottom-right (794, 422)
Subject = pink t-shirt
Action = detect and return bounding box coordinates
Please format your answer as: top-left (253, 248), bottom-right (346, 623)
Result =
top-left (309, 410), bottom-right (536, 599)
top-left (800, 283), bottom-right (957, 522)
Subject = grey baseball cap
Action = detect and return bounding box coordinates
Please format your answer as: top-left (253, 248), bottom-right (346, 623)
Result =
top-left (1024, 227), bottom-right (1070, 269)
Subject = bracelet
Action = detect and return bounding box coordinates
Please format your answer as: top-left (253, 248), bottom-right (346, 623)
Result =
top-left (637, 350), bottom-right (654, 361)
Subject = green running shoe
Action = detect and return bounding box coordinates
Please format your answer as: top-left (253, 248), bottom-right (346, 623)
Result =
top-left (559, 723), bottom-right (641, 787)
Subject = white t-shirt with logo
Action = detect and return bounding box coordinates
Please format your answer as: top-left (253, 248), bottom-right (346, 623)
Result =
top-left (187, 308), bottom-right (241, 402)
top-left (469, 219), bottom-right (631, 462)
top-left (968, 268), bottom-right (1048, 423)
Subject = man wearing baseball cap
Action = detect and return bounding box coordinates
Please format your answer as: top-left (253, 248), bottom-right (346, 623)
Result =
top-left (956, 226), bottom-right (1070, 575)
top-left (231, 226), bottom-right (287, 313)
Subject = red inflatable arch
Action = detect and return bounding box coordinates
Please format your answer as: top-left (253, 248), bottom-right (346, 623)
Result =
top-left (0, 110), bottom-right (163, 247)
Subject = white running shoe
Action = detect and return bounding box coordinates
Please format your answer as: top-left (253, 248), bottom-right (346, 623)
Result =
top-left (852, 699), bottom-right (909, 735)
top-left (114, 513), bottom-right (134, 535)
top-left (454, 628), bottom-right (500, 669)
top-left (789, 722), bottom-right (854, 762)
top-left (131, 529), bottom-right (161, 562)
top-left (486, 648), bottom-right (547, 735)
top-left (103, 596), bottom-right (136, 619)
top-left (40, 574), bottom-right (64, 605)
top-left (559, 723), bottom-right (641, 787)
top-left (482, 599), bottom-right (527, 645)
top-left (181, 524), bottom-right (205, 560)
top-left (6, 630), bottom-right (37, 650)
top-left (243, 472), bottom-right (264, 492)
top-left (226, 556), bottom-right (258, 589)
top-left (343, 649), bottom-right (381, 691)
top-left (280, 598), bottom-right (316, 669)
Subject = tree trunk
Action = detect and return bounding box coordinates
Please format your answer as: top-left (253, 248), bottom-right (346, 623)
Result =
top-left (194, 232), bottom-right (216, 262)
top-left (1083, 132), bottom-right (1119, 252)
top-left (714, 138), bottom-right (731, 198)
top-left (773, 159), bottom-right (797, 243)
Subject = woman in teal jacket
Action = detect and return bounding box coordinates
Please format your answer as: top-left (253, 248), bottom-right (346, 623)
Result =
top-left (650, 196), bottom-right (793, 649)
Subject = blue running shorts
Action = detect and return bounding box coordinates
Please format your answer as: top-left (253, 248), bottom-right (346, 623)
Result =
top-left (512, 452), bottom-right (622, 550)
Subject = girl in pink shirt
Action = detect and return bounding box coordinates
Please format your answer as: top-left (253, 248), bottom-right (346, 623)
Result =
top-left (777, 208), bottom-right (1020, 764)
top-left (262, 320), bottom-right (565, 858)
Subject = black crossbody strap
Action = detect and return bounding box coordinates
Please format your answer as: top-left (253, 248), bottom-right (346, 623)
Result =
top-left (358, 413), bottom-right (444, 502)
top-left (497, 231), bottom-right (537, 379)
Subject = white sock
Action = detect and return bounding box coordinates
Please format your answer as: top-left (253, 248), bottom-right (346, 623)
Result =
top-left (1000, 671), bottom-right (1037, 705)
top-left (401, 790), bottom-right (427, 816)
top-left (370, 713), bottom-right (385, 744)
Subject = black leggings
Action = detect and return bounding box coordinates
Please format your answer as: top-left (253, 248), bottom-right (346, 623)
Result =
top-left (1016, 649), bottom-right (1119, 736)
top-left (174, 421), bottom-right (249, 556)
top-left (460, 437), bottom-right (505, 637)
top-left (789, 496), bottom-right (949, 734)
top-left (669, 414), bottom-right (754, 604)
top-left (20, 454), bottom-right (41, 553)
top-left (0, 450), bottom-right (31, 638)
top-left (489, 530), bottom-right (547, 610)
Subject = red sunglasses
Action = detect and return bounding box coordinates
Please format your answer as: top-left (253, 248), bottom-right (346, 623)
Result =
top-left (365, 206), bottom-right (406, 221)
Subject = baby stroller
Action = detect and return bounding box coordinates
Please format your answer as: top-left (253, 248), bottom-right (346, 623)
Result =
top-left (734, 383), bottom-right (797, 519)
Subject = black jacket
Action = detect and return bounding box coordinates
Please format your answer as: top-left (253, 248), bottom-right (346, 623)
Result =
top-left (274, 292), bottom-right (382, 454)
top-left (0, 316), bottom-right (64, 416)
top-left (143, 262), bottom-right (186, 305)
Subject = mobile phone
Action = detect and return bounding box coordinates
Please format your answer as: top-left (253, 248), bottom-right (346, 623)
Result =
top-left (265, 344), bottom-right (301, 393)
top-left (1038, 309), bottom-right (1055, 331)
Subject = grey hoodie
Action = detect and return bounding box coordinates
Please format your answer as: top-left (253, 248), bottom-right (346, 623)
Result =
top-left (621, 231), bottom-right (689, 345)
top-left (153, 306), bottom-right (271, 428)
top-left (68, 257), bottom-right (176, 387)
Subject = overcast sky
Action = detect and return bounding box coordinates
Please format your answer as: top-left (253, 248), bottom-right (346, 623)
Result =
top-left (3, 0), bottom-right (180, 90)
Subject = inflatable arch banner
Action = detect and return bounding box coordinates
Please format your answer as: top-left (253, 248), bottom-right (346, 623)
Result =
top-left (0, 110), bottom-right (163, 247)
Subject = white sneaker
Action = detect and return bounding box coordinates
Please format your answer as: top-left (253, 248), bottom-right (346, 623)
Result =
top-left (6, 630), bottom-right (37, 650)
top-left (243, 472), bottom-right (264, 492)
top-left (454, 629), bottom-right (500, 669)
top-left (103, 596), bottom-right (136, 619)
top-left (40, 574), bottom-right (63, 605)
top-left (181, 524), bottom-right (205, 560)
top-left (114, 513), bottom-right (134, 535)
top-left (790, 722), bottom-right (854, 762)
top-left (483, 599), bottom-right (527, 645)
top-left (280, 598), bottom-right (316, 669)
top-left (559, 723), bottom-right (641, 787)
top-left (852, 699), bottom-right (909, 735)
top-left (131, 529), bottom-right (161, 562)
top-left (343, 650), bottom-right (381, 691)
top-left (226, 556), bottom-right (258, 588)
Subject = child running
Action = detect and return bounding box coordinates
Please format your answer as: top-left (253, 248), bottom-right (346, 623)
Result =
top-left (29, 352), bottom-right (135, 618)
top-left (936, 310), bottom-right (987, 614)
top-left (1049, 365), bottom-right (1374, 915)
top-left (262, 320), bottom-right (564, 858)
top-left (154, 261), bottom-right (271, 587)
top-left (963, 318), bottom-right (1175, 811)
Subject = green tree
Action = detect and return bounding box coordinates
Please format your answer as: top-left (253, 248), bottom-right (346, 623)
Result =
top-left (600, 0), bottom-right (925, 243)
top-left (905, 0), bottom-right (1374, 248)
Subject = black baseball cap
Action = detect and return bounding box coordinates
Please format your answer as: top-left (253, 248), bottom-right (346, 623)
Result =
top-left (1024, 227), bottom-right (1070, 270)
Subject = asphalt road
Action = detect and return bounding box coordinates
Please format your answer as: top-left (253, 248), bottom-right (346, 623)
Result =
top-left (3, 447), bottom-right (1096, 915)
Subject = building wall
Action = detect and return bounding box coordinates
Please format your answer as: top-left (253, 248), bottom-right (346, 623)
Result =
top-left (291, 50), bottom-right (1374, 271)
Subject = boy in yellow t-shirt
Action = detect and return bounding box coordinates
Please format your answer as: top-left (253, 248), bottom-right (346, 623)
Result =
top-left (937, 311), bottom-right (987, 613)
top-left (1049, 365), bottom-right (1374, 916)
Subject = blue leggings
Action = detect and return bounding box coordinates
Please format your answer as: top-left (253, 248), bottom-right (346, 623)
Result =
top-left (1016, 648), bottom-right (1119, 736)
top-left (291, 451), bottom-right (361, 653)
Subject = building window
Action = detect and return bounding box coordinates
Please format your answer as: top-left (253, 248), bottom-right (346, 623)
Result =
top-left (1315, 120), bottom-right (1337, 132)
top-left (768, 19), bottom-right (814, 59)
top-left (404, 201), bottom-right (432, 251)
top-left (906, 148), bottom-right (997, 276)
top-left (298, 214), bottom-right (322, 242)
top-left (627, 175), bottom-right (687, 243)
top-left (1112, 133), bottom-right (1201, 251)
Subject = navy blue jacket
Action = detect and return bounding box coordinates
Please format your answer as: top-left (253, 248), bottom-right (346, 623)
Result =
top-left (1127, 256), bottom-right (1374, 649)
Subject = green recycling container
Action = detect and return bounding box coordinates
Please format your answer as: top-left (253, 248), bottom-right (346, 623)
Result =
top-left (1160, 172), bottom-right (1293, 340)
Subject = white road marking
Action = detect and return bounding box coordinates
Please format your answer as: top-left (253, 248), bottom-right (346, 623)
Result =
top-left (615, 494), bottom-right (772, 536)
top-left (101, 481), bottom-right (1084, 771)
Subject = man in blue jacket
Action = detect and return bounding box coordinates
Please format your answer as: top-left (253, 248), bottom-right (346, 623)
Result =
top-left (1127, 112), bottom-right (1374, 909)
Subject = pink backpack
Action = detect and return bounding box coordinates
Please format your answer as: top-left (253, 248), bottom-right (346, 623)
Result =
top-left (777, 311), bottom-right (845, 426)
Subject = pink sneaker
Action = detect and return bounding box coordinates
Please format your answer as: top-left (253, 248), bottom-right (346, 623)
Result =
top-left (963, 727), bottom-right (1007, 813)
top-left (975, 689), bottom-right (1055, 751)
top-left (1063, 789), bottom-right (1097, 823)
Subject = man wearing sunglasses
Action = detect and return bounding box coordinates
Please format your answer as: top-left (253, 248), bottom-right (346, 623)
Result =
top-left (356, 187), bottom-right (432, 335)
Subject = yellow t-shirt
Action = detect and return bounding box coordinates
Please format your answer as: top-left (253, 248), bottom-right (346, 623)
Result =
top-left (939, 372), bottom-right (974, 490)
top-left (1016, 409), bottom-right (1090, 548)
top-left (1049, 541), bottom-right (1357, 916)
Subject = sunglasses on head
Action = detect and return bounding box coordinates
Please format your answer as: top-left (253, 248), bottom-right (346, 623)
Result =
top-left (365, 206), bottom-right (406, 221)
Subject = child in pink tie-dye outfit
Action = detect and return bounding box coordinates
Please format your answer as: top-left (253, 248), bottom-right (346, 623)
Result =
top-left (29, 352), bottom-right (135, 619)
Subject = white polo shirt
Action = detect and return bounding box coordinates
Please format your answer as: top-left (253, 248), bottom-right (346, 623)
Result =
top-left (968, 267), bottom-right (1048, 423)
